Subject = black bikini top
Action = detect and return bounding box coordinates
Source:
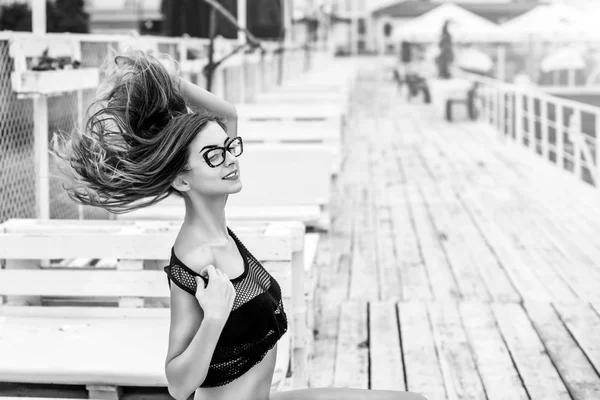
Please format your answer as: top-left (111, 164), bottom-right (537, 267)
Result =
top-left (163, 228), bottom-right (288, 388)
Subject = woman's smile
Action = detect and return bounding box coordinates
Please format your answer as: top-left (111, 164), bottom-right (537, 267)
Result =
top-left (222, 169), bottom-right (239, 180)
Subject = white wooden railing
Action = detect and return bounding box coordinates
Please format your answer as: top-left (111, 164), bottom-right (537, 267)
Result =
top-left (0, 31), bottom-right (320, 223)
top-left (462, 72), bottom-right (600, 188)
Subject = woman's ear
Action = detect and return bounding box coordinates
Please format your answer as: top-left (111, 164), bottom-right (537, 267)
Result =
top-left (171, 174), bottom-right (190, 193)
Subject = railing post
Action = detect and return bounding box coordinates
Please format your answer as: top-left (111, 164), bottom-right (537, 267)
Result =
top-left (487, 85), bottom-right (493, 126)
top-left (499, 88), bottom-right (506, 141)
top-left (514, 90), bottom-right (523, 145)
top-left (495, 88), bottom-right (501, 140)
top-left (528, 94), bottom-right (536, 152)
top-left (571, 110), bottom-right (582, 180)
top-left (237, 0), bottom-right (247, 102)
top-left (556, 104), bottom-right (564, 171)
top-left (596, 112), bottom-right (600, 188)
top-left (507, 90), bottom-right (514, 140)
top-left (179, 39), bottom-right (189, 82)
top-left (483, 85), bottom-right (490, 124)
top-left (77, 88), bottom-right (84, 219)
top-left (541, 98), bottom-right (549, 160)
top-left (33, 97), bottom-right (49, 219)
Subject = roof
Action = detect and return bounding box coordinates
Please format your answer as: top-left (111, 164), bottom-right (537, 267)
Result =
top-left (372, 1), bottom-right (542, 23)
top-left (498, 3), bottom-right (599, 40)
top-left (392, 2), bottom-right (503, 42)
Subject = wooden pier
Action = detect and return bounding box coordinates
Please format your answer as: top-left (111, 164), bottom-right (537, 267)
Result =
top-left (308, 67), bottom-right (600, 400)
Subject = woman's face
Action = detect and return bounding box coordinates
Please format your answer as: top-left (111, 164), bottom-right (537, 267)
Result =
top-left (177, 121), bottom-right (243, 197)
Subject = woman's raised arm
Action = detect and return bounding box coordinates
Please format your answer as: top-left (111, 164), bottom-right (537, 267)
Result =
top-left (177, 77), bottom-right (238, 138)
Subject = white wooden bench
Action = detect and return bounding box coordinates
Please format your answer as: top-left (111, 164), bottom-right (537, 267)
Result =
top-left (0, 219), bottom-right (309, 398)
top-left (238, 123), bottom-right (342, 176)
top-left (253, 92), bottom-right (350, 114)
top-left (279, 63), bottom-right (358, 88)
top-left (274, 78), bottom-right (352, 93)
top-left (234, 103), bottom-right (344, 134)
top-left (119, 145), bottom-right (334, 230)
top-left (8, 34), bottom-right (99, 96)
top-left (239, 122), bottom-right (340, 146)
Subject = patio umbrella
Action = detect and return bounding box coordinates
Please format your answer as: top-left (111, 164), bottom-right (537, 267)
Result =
top-left (499, 3), bottom-right (598, 41)
top-left (392, 3), bottom-right (504, 43)
top-left (456, 47), bottom-right (493, 73)
top-left (540, 47), bottom-right (586, 72)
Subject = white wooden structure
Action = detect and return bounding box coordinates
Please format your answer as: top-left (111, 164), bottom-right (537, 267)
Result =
top-left (462, 72), bottom-right (600, 188)
top-left (9, 35), bottom-right (99, 95)
top-left (235, 103), bottom-right (344, 133)
top-left (118, 146), bottom-right (334, 230)
top-left (7, 34), bottom-right (100, 220)
top-left (0, 219), bottom-right (309, 397)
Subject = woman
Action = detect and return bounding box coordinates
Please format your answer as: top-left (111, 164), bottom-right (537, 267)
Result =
top-left (52, 50), bottom-right (426, 400)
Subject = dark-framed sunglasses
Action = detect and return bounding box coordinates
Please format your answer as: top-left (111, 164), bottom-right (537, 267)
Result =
top-left (203, 136), bottom-right (244, 168)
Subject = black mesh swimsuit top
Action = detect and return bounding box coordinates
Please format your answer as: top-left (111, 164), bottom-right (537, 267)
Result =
top-left (163, 228), bottom-right (288, 388)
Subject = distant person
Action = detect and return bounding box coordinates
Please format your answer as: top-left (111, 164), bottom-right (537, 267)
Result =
top-left (394, 41), bottom-right (414, 93)
top-left (51, 50), bottom-right (428, 400)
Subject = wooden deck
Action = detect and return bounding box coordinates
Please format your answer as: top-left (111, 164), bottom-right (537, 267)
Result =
top-left (308, 68), bottom-right (600, 400)
top-left (2, 65), bottom-right (600, 400)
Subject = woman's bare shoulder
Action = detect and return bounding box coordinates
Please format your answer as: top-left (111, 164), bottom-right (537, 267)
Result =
top-left (173, 230), bottom-right (228, 274)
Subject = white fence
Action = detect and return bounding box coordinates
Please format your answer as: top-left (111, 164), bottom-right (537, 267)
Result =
top-left (0, 32), bottom-right (315, 223)
top-left (469, 74), bottom-right (600, 188)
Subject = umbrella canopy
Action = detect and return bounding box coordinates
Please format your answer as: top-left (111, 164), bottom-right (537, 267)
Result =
top-left (456, 47), bottom-right (494, 73)
top-left (540, 46), bottom-right (586, 72)
top-left (499, 3), bottom-right (598, 41)
top-left (392, 3), bottom-right (503, 43)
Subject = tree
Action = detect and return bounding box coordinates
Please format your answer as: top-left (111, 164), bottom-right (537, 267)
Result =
top-left (0, 0), bottom-right (89, 33)
top-left (50, 0), bottom-right (89, 33)
top-left (161, 0), bottom-right (237, 38)
top-left (161, 0), bottom-right (283, 39)
top-left (0, 2), bottom-right (32, 31)
top-left (435, 20), bottom-right (453, 79)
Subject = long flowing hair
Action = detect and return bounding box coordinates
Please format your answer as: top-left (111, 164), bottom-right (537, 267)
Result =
top-left (51, 49), bottom-right (226, 214)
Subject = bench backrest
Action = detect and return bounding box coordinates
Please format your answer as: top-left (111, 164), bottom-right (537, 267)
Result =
top-left (235, 103), bottom-right (343, 129)
top-left (255, 92), bottom-right (347, 104)
top-left (273, 82), bottom-right (349, 94)
top-left (117, 145), bottom-right (333, 217)
top-left (227, 145), bottom-right (333, 207)
top-left (0, 219), bottom-right (299, 307)
top-left (239, 121), bottom-right (340, 145)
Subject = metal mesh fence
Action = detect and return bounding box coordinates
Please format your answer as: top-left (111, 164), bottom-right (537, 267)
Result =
top-left (0, 41), bottom-right (36, 223)
top-left (0, 34), bottom-right (312, 224)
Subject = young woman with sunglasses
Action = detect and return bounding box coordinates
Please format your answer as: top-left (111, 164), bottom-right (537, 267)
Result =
top-left (51, 51), bottom-right (426, 400)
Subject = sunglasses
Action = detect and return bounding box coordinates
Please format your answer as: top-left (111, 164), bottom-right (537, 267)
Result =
top-left (203, 136), bottom-right (243, 168)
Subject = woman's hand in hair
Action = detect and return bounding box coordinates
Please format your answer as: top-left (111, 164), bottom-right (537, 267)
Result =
top-left (194, 265), bottom-right (236, 322)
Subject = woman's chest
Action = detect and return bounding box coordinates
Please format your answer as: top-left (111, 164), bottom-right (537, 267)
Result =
top-left (213, 250), bottom-right (245, 280)
top-left (217, 275), bottom-right (283, 345)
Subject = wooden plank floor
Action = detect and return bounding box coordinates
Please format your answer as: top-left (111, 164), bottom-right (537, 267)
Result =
top-left (309, 67), bottom-right (600, 400)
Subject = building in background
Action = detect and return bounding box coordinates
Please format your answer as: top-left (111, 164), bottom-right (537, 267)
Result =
top-left (84, 0), bottom-right (162, 34)
top-left (326, 0), bottom-right (367, 55)
top-left (88, 0), bottom-right (290, 41)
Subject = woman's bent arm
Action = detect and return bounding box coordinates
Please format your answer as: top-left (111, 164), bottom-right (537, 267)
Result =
top-left (165, 285), bottom-right (226, 400)
top-left (177, 78), bottom-right (238, 137)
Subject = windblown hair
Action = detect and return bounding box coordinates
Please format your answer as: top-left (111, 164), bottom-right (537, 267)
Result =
top-left (51, 49), bottom-right (226, 214)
